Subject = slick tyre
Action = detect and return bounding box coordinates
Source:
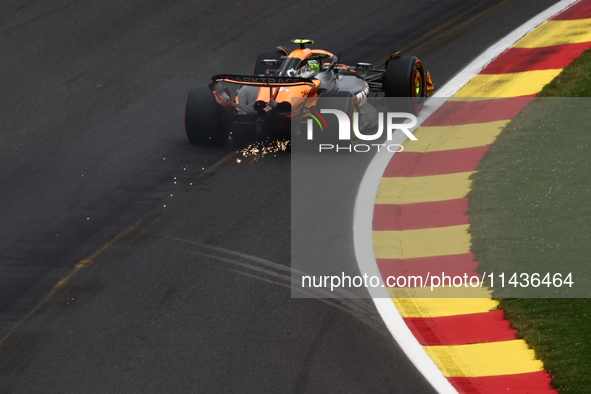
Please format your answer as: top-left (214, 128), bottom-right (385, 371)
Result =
top-left (384, 56), bottom-right (425, 114)
top-left (315, 91), bottom-right (359, 146)
top-left (184, 85), bottom-right (229, 145)
top-left (254, 48), bottom-right (285, 75)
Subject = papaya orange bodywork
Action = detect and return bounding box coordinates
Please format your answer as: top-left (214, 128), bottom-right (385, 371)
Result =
top-left (426, 71), bottom-right (435, 96)
top-left (256, 87), bottom-right (274, 102)
top-left (288, 48), bottom-right (334, 60)
top-left (274, 80), bottom-right (321, 103)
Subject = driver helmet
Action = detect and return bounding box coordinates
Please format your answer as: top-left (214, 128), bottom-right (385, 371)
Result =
top-left (299, 60), bottom-right (320, 78)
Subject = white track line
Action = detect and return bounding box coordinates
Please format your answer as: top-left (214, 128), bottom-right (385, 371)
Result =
top-left (352, 1), bottom-right (578, 393)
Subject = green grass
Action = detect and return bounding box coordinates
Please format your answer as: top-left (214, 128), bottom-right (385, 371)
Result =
top-left (468, 49), bottom-right (591, 392)
top-left (538, 48), bottom-right (591, 97)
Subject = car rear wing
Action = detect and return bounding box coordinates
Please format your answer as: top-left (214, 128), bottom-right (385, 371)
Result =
top-left (211, 74), bottom-right (315, 87)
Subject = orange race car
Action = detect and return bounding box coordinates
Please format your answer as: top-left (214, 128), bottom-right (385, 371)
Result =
top-left (184, 39), bottom-right (434, 146)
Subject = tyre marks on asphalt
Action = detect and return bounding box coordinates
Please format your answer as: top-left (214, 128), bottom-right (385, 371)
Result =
top-left (161, 237), bottom-right (389, 334)
top-left (372, 0), bottom-right (591, 392)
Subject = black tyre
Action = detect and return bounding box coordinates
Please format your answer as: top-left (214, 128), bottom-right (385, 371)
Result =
top-left (254, 48), bottom-right (285, 75)
top-left (184, 85), bottom-right (229, 145)
top-left (315, 91), bottom-right (359, 145)
top-left (384, 56), bottom-right (426, 114)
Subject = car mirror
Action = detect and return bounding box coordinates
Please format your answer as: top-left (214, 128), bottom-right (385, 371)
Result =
top-left (260, 59), bottom-right (280, 66)
top-left (356, 62), bottom-right (373, 70)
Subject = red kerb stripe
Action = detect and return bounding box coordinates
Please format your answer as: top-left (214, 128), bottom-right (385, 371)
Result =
top-left (376, 253), bottom-right (480, 280)
top-left (404, 311), bottom-right (516, 346)
top-left (382, 147), bottom-right (490, 177)
top-left (552, 1), bottom-right (591, 20)
top-left (422, 97), bottom-right (533, 127)
top-left (481, 43), bottom-right (591, 74)
top-left (448, 371), bottom-right (556, 393)
top-left (373, 198), bottom-right (469, 231)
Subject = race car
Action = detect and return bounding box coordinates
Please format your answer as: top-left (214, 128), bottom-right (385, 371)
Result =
top-left (184, 39), bottom-right (434, 146)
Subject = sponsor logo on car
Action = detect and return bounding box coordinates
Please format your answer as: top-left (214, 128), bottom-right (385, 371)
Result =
top-left (212, 74), bottom-right (313, 86)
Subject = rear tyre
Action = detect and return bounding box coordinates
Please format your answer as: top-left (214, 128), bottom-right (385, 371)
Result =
top-left (315, 91), bottom-right (359, 146)
top-left (184, 85), bottom-right (229, 145)
top-left (384, 56), bottom-right (425, 114)
top-left (254, 48), bottom-right (285, 75)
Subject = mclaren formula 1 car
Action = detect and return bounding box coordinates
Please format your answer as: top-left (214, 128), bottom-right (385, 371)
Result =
top-left (184, 39), bottom-right (434, 146)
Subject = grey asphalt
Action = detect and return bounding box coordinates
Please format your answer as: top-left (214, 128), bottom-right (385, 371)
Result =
top-left (0, 0), bottom-right (559, 392)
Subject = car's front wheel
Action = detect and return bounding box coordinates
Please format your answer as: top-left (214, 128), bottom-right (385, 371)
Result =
top-left (384, 56), bottom-right (426, 114)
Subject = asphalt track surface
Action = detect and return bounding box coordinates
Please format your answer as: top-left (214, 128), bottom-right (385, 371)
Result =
top-left (0, 0), bottom-right (560, 392)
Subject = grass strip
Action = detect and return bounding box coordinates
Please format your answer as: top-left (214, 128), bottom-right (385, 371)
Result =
top-left (468, 49), bottom-right (591, 393)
